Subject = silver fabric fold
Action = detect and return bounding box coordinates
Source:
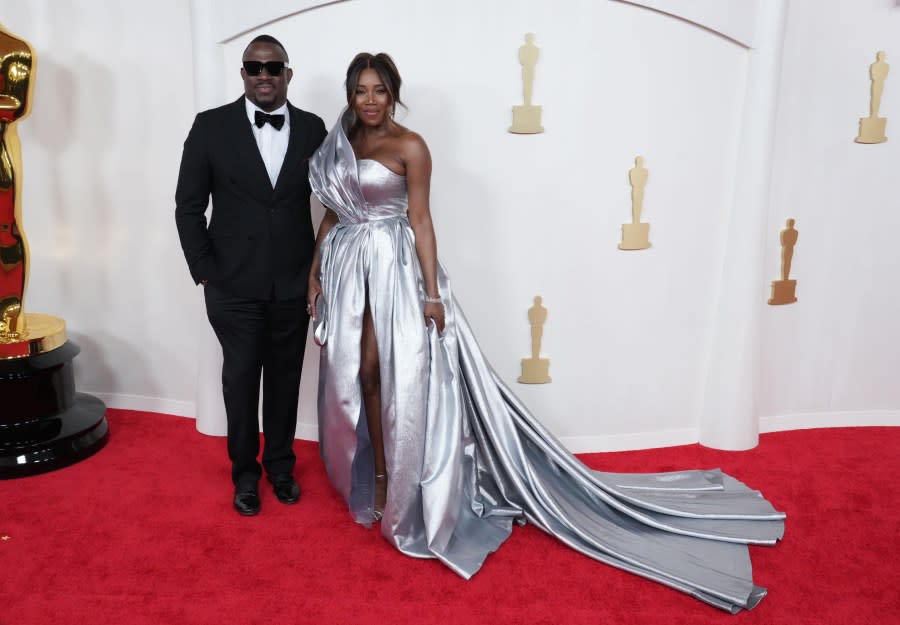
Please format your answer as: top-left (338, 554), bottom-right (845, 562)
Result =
top-left (308, 110), bottom-right (785, 613)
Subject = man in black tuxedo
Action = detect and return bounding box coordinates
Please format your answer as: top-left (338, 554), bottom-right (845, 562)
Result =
top-left (175, 35), bottom-right (326, 516)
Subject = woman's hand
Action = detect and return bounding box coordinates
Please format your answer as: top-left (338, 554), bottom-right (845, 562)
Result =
top-left (424, 301), bottom-right (445, 334)
top-left (306, 209), bottom-right (339, 321)
top-left (307, 274), bottom-right (322, 320)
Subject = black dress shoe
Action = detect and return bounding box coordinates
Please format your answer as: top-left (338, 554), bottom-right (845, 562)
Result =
top-left (233, 488), bottom-right (261, 516)
top-left (269, 475), bottom-right (300, 504)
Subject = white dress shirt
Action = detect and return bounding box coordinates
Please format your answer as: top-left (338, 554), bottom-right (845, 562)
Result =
top-left (245, 98), bottom-right (290, 188)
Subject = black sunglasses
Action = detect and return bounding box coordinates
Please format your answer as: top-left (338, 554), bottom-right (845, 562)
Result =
top-left (242, 61), bottom-right (288, 76)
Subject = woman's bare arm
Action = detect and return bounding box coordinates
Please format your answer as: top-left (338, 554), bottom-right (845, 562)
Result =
top-left (403, 133), bottom-right (445, 333)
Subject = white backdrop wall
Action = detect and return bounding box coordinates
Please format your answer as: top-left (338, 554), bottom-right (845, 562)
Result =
top-left (760, 0), bottom-right (900, 431)
top-left (0, 1), bottom-right (201, 416)
top-left (0, 0), bottom-right (897, 451)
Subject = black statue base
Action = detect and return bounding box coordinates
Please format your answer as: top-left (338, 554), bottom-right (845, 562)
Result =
top-left (0, 341), bottom-right (108, 478)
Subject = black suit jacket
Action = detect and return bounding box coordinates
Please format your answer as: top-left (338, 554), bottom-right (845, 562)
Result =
top-left (175, 97), bottom-right (327, 300)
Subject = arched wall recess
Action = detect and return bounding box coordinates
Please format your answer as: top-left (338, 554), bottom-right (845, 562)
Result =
top-left (611, 0), bottom-right (761, 48)
top-left (186, 0), bottom-right (789, 451)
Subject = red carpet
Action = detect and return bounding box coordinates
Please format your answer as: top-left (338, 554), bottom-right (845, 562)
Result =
top-left (1, 410), bottom-right (898, 625)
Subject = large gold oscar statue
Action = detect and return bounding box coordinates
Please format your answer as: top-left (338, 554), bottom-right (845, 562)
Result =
top-left (0, 25), bottom-right (34, 345)
top-left (0, 23), bottom-right (107, 478)
top-left (0, 24), bottom-right (66, 354)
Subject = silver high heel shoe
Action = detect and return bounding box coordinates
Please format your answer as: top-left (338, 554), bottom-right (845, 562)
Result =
top-left (373, 473), bottom-right (387, 521)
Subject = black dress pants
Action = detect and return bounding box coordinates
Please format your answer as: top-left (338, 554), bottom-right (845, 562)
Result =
top-left (204, 283), bottom-right (309, 490)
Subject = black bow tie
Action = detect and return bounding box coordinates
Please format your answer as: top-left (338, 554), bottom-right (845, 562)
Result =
top-left (254, 110), bottom-right (285, 130)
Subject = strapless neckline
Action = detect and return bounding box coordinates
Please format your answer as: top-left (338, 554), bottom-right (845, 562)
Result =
top-left (357, 158), bottom-right (405, 178)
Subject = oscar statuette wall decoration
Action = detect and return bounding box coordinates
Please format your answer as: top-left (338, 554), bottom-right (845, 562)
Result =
top-left (618, 156), bottom-right (651, 250)
top-left (768, 218), bottom-right (799, 305)
top-left (518, 296), bottom-right (551, 384)
top-left (509, 33), bottom-right (544, 134)
top-left (855, 51), bottom-right (889, 144)
top-left (0, 23), bottom-right (107, 478)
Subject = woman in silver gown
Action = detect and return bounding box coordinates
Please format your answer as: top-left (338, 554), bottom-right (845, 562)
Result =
top-left (307, 53), bottom-right (785, 613)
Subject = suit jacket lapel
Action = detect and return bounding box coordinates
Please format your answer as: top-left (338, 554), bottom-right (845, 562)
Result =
top-left (273, 103), bottom-right (303, 196)
top-left (229, 97), bottom-right (274, 198)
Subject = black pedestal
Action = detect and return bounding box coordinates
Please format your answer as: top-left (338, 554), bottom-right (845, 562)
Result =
top-left (0, 341), bottom-right (108, 478)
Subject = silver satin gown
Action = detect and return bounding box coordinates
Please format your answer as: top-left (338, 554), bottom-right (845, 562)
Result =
top-left (308, 111), bottom-right (785, 613)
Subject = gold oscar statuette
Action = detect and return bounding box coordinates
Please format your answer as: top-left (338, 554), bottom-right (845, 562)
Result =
top-left (618, 156), bottom-right (651, 250)
top-left (855, 51), bottom-right (889, 144)
top-left (509, 33), bottom-right (544, 134)
top-left (518, 295), bottom-right (551, 384)
top-left (768, 218), bottom-right (799, 305)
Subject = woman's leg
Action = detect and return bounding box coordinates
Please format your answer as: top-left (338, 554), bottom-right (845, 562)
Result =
top-left (360, 295), bottom-right (386, 518)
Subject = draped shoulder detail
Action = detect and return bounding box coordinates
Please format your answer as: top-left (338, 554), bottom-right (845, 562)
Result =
top-left (309, 109), bottom-right (368, 223)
